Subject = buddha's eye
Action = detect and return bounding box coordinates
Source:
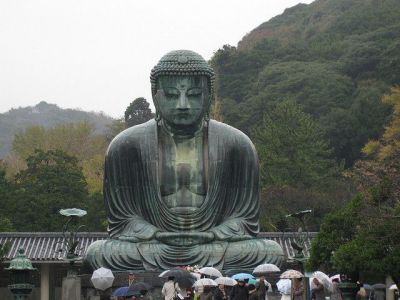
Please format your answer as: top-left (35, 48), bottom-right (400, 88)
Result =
top-left (164, 88), bottom-right (180, 97)
top-left (187, 88), bottom-right (202, 96)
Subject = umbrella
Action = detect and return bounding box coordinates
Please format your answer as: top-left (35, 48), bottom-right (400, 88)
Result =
top-left (330, 274), bottom-right (341, 282)
top-left (159, 267), bottom-right (197, 288)
top-left (91, 267), bottom-right (114, 291)
top-left (128, 282), bottom-right (152, 292)
top-left (193, 278), bottom-right (218, 288)
top-left (372, 283), bottom-right (386, 290)
top-left (232, 273), bottom-right (255, 281)
top-left (112, 287), bottom-right (142, 297)
top-left (191, 272), bottom-right (201, 280)
top-left (363, 284), bottom-right (373, 290)
top-left (280, 270), bottom-right (304, 279)
top-left (277, 279), bottom-right (291, 295)
top-left (215, 277), bottom-right (238, 286)
top-left (199, 267), bottom-right (223, 278)
top-left (389, 284), bottom-right (398, 290)
top-left (253, 264), bottom-right (280, 276)
top-left (313, 271), bottom-right (334, 292)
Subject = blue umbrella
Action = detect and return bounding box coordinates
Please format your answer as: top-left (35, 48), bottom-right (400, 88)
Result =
top-left (232, 273), bottom-right (255, 281)
top-left (112, 287), bottom-right (142, 297)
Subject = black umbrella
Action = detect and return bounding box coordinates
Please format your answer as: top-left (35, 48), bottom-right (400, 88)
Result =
top-left (160, 267), bottom-right (197, 288)
top-left (372, 283), bottom-right (386, 290)
top-left (128, 282), bottom-right (152, 293)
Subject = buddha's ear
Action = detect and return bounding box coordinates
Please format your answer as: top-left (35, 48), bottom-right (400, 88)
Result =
top-left (203, 88), bottom-right (212, 121)
top-left (202, 77), bottom-right (212, 121)
top-left (153, 89), bottom-right (163, 122)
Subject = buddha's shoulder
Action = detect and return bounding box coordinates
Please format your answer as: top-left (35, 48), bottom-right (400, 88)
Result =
top-left (107, 119), bottom-right (156, 152)
top-left (209, 119), bottom-right (256, 151)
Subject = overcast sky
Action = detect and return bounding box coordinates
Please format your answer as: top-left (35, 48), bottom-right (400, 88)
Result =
top-left (0, 0), bottom-right (314, 118)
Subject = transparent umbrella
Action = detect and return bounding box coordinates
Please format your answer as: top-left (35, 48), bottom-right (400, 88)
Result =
top-left (313, 271), bottom-right (333, 293)
top-left (253, 264), bottom-right (280, 276)
top-left (193, 278), bottom-right (218, 288)
top-left (280, 270), bottom-right (304, 279)
top-left (91, 267), bottom-right (114, 291)
top-left (199, 267), bottom-right (223, 278)
top-left (277, 279), bottom-right (291, 295)
top-left (215, 277), bottom-right (237, 286)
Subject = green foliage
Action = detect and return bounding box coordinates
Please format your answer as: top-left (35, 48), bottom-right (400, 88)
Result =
top-left (253, 101), bottom-right (350, 231)
top-left (10, 121), bottom-right (108, 193)
top-left (12, 149), bottom-right (89, 231)
top-left (307, 194), bottom-right (362, 272)
top-left (211, 0), bottom-right (400, 166)
top-left (309, 89), bottom-right (400, 281)
top-left (0, 163), bottom-right (15, 231)
top-left (124, 97), bottom-right (154, 128)
top-left (253, 100), bottom-right (337, 188)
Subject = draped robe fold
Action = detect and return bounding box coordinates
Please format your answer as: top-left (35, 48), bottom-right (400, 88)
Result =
top-left (85, 119), bottom-right (284, 271)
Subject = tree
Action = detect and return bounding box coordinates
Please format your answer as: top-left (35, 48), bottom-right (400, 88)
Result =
top-left (10, 121), bottom-right (108, 193)
top-left (253, 100), bottom-right (338, 188)
top-left (12, 149), bottom-right (90, 231)
top-left (308, 88), bottom-right (400, 285)
top-left (124, 98), bottom-right (154, 128)
top-left (252, 101), bottom-right (346, 231)
top-left (0, 163), bottom-right (15, 231)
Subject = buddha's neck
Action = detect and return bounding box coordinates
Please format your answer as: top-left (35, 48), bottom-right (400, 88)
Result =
top-left (160, 119), bottom-right (205, 139)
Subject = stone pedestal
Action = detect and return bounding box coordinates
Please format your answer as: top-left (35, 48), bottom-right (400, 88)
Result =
top-left (62, 276), bottom-right (81, 300)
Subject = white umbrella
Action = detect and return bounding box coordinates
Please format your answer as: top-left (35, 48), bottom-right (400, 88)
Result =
top-left (159, 270), bottom-right (169, 277)
top-left (389, 284), bottom-right (398, 290)
top-left (277, 279), bottom-right (291, 295)
top-left (280, 269), bottom-right (304, 279)
top-left (253, 264), bottom-right (280, 275)
top-left (313, 271), bottom-right (333, 293)
top-left (199, 267), bottom-right (223, 278)
top-left (330, 274), bottom-right (341, 282)
top-left (215, 277), bottom-right (238, 286)
top-left (91, 267), bottom-right (114, 291)
top-left (191, 272), bottom-right (201, 280)
top-left (193, 278), bottom-right (218, 288)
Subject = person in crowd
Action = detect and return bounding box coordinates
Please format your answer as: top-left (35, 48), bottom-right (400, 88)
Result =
top-left (248, 284), bottom-right (259, 300)
top-left (330, 278), bottom-right (343, 300)
top-left (214, 284), bottom-right (227, 300)
top-left (200, 286), bottom-right (214, 300)
top-left (293, 278), bottom-right (304, 300)
top-left (311, 278), bottom-right (325, 300)
top-left (255, 276), bottom-right (268, 300)
top-left (162, 276), bottom-right (181, 300)
top-left (230, 280), bottom-right (249, 300)
top-left (128, 272), bottom-right (136, 286)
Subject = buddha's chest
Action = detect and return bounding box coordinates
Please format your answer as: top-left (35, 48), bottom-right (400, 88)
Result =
top-left (158, 131), bottom-right (207, 213)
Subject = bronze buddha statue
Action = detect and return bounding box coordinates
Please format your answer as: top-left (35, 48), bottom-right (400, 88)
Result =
top-left (85, 50), bottom-right (284, 271)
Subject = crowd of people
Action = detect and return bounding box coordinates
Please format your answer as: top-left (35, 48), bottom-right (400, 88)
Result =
top-left (161, 275), bottom-right (269, 300)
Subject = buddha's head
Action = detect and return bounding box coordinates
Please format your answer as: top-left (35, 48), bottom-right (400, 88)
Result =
top-left (150, 50), bottom-right (215, 132)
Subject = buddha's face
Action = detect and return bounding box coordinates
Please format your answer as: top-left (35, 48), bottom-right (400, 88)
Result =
top-left (155, 75), bottom-right (209, 129)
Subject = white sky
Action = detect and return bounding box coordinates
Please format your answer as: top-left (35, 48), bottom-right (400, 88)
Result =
top-left (0, 0), bottom-right (314, 118)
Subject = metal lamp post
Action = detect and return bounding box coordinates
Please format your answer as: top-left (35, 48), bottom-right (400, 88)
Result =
top-left (58, 208), bottom-right (87, 277)
top-left (285, 209), bottom-right (312, 273)
top-left (5, 248), bottom-right (37, 300)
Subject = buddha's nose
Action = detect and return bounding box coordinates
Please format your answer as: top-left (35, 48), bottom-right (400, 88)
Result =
top-left (176, 93), bottom-right (190, 110)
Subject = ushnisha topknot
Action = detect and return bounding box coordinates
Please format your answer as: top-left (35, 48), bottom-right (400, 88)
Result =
top-left (150, 50), bottom-right (215, 97)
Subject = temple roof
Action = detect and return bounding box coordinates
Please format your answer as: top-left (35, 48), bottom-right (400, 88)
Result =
top-left (0, 232), bottom-right (317, 263)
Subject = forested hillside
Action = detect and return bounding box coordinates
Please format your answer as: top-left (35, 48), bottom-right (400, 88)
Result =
top-left (0, 101), bottom-right (114, 158)
top-left (212, 0), bottom-right (400, 166)
top-left (211, 0), bottom-right (400, 230)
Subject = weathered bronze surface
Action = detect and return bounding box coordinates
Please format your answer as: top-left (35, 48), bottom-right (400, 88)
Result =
top-left (85, 50), bottom-right (284, 271)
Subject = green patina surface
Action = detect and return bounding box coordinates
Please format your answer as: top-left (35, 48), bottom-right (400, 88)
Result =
top-left (85, 50), bottom-right (284, 271)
